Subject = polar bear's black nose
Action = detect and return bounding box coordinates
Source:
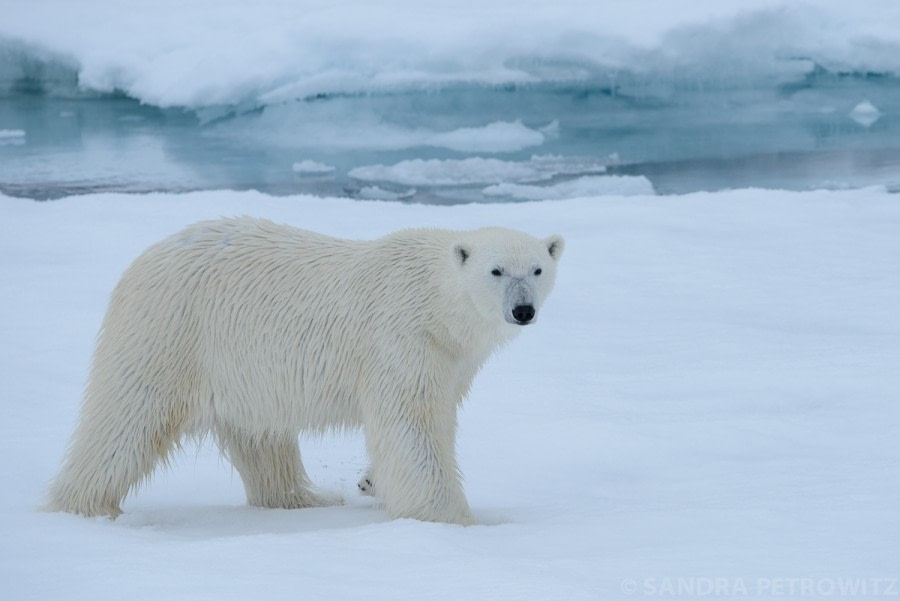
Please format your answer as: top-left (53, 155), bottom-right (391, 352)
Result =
top-left (512, 304), bottom-right (535, 324)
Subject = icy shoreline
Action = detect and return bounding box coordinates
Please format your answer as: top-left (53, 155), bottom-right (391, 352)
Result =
top-left (4, 1), bottom-right (899, 202)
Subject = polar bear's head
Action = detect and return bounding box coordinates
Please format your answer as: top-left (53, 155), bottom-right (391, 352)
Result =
top-left (453, 228), bottom-right (564, 328)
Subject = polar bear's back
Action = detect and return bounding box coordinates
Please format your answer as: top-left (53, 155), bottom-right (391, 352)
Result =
top-left (98, 218), bottom-right (456, 434)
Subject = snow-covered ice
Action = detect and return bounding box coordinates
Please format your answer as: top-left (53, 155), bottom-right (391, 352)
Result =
top-left (349, 156), bottom-right (607, 187)
top-left (358, 186), bottom-right (417, 202)
top-left (1, 187), bottom-right (899, 600)
top-left (482, 175), bottom-right (655, 200)
top-left (3, 0), bottom-right (900, 107)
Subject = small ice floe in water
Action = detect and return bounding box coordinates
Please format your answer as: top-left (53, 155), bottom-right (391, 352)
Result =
top-left (0, 129), bottom-right (25, 145)
top-left (349, 155), bottom-right (607, 187)
top-left (849, 100), bottom-right (881, 128)
top-left (482, 175), bottom-right (655, 200)
top-left (425, 120), bottom-right (545, 153)
top-left (292, 160), bottom-right (337, 174)
top-left (358, 186), bottom-right (416, 201)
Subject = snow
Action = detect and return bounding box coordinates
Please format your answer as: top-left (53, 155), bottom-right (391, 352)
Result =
top-left (2, 187), bottom-right (899, 599)
top-left (3, 1), bottom-right (900, 108)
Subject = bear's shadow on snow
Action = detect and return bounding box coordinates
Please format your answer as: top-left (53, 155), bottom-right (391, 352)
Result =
top-left (113, 500), bottom-right (389, 538)
top-left (110, 503), bottom-right (514, 538)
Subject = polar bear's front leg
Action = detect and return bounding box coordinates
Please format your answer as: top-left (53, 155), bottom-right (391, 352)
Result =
top-left (363, 403), bottom-right (474, 525)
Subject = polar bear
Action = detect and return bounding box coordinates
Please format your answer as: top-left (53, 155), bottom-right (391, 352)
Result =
top-left (46, 218), bottom-right (563, 524)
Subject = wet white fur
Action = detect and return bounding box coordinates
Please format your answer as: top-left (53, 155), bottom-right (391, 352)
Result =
top-left (46, 218), bottom-right (563, 524)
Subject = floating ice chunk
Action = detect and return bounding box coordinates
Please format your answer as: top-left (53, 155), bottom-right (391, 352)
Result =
top-left (349, 155), bottom-right (606, 187)
top-left (424, 120), bottom-right (544, 153)
top-left (483, 175), bottom-right (655, 200)
top-left (0, 129), bottom-right (25, 146)
top-left (292, 160), bottom-right (337, 174)
top-left (849, 100), bottom-right (881, 128)
top-left (358, 186), bottom-right (416, 201)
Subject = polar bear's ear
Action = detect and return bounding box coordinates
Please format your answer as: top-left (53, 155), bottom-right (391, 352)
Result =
top-left (453, 244), bottom-right (471, 266)
top-left (545, 235), bottom-right (564, 261)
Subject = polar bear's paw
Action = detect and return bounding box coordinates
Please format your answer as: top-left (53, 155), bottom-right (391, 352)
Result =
top-left (254, 489), bottom-right (341, 510)
top-left (299, 490), bottom-right (343, 508)
top-left (357, 472), bottom-right (376, 497)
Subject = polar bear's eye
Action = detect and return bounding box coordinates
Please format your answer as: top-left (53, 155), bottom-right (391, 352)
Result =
top-left (534, 268), bottom-right (542, 276)
top-left (491, 268), bottom-right (502, 277)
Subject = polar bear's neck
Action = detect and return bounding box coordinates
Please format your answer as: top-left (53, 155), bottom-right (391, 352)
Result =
top-left (369, 228), bottom-right (517, 362)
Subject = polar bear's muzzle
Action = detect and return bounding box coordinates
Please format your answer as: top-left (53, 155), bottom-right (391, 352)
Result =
top-left (504, 278), bottom-right (537, 325)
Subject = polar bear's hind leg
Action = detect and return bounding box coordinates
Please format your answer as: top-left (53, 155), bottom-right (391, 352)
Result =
top-left (46, 388), bottom-right (186, 518)
top-left (218, 427), bottom-right (333, 509)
